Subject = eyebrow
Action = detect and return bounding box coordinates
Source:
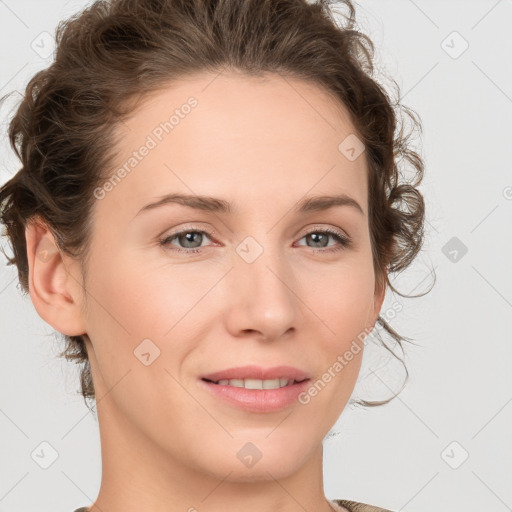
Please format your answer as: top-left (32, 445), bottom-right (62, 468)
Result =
top-left (134, 192), bottom-right (365, 218)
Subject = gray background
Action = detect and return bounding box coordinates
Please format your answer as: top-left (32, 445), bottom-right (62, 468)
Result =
top-left (1, 1), bottom-right (511, 511)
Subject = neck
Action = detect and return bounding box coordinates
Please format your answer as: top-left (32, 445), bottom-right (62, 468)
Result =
top-left (87, 397), bottom-right (336, 512)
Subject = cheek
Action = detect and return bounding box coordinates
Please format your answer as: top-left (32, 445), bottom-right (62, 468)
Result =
top-left (82, 252), bottom-right (215, 393)
top-left (87, 254), bottom-right (192, 338)
top-left (303, 258), bottom-right (376, 334)
top-left (82, 257), bottom-right (201, 430)
top-left (301, 256), bottom-right (376, 397)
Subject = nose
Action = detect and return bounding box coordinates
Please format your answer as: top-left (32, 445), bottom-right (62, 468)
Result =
top-left (223, 243), bottom-right (298, 343)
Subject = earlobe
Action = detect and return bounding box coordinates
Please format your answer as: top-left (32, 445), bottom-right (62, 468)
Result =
top-left (25, 218), bottom-right (87, 336)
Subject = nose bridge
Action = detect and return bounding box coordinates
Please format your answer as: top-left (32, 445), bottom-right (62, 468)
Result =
top-left (226, 232), bottom-right (297, 339)
top-left (235, 233), bottom-right (293, 300)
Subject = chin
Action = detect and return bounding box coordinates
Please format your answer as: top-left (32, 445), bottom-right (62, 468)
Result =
top-left (198, 438), bottom-right (314, 482)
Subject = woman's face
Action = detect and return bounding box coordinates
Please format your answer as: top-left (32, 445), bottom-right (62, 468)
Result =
top-left (70, 71), bottom-right (385, 480)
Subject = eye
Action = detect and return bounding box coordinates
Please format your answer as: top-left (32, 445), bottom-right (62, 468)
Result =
top-left (158, 226), bottom-right (351, 255)
top-left (296, 228), bottom-right (351, 253)
top-left (159, 228), bottom-right (214, 254)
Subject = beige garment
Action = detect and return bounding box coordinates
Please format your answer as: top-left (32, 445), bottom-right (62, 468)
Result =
top-left (74, 499), bottom-right (394, 512)
top-left (331, 498), bottom-right (394, 512)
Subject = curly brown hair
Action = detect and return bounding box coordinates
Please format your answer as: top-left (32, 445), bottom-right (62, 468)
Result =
top-left (0, 0), bottom-right (430, 410)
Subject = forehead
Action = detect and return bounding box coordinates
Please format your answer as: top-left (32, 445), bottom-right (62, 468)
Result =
top-left (100, 70), bottom-right (368, 218)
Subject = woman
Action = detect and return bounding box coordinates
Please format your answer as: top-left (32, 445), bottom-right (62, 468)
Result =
top-left (0, 0), bottom-right (426, 511)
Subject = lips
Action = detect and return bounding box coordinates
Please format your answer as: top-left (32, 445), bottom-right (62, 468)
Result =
top-left (201, 365), bottom-right (310, 383)
top-left (199, 373), bottom-right (312, 413)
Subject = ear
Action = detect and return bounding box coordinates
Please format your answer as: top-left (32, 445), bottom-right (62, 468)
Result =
top-left (25, 218), bottom-right (87, 336)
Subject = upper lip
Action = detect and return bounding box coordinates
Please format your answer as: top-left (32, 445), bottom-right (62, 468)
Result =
top-left (201, 365), bottom-right (310, 382)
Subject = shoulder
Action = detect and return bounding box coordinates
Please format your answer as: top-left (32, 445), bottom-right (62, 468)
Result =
top-left (332, 499), bottom-right (396, 512)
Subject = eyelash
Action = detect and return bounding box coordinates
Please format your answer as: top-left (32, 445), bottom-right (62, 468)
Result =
top-left (158, 226), bottom-right (352, 255)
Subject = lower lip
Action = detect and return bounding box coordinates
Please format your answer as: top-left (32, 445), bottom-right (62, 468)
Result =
top-left (199, 378), bottom-right (311, 413)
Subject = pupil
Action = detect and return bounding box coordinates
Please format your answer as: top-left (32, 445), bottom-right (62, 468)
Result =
top-left (310, 233), bottom-right (327, 247)
top-left (181, 232), bottom-right (201, 248)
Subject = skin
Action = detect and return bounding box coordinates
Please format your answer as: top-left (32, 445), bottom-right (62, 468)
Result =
top-left (25, 70), bottom-right (386, 512)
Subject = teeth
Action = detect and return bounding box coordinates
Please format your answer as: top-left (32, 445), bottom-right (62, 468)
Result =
top-left (214, 378), bottom-right (295, 389)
